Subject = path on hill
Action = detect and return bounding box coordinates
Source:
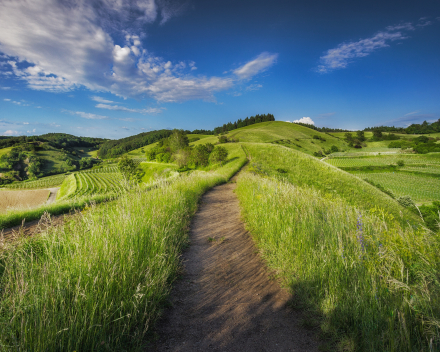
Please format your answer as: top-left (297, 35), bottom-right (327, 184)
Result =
top-left (46, 187), bottom-right (60, 205)
top-left (147, 178), bottom-right (318, 352)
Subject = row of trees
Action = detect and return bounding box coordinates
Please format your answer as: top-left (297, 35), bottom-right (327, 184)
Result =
top-left (212, 113), bottom-right (275, 134)
top-left (293, 122), bottom-right (350, 133)
top-left (98, 130), bottom-right (172, 159)
top-left (364, 119), bottom-right (440, 135)
top-left (0, 134), bottom-right (106, 150)
top-left (145, 130), bottom-right (228, 168)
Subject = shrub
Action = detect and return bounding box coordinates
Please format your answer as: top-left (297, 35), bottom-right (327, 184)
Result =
top-left (330, 145), bottom-right (339, 153)
top-left (209, 146), bottom-right (228, 164)
top-left (218, 135), bottom-right (229, 144)
top-left (397, 195), bottom-right (415, 208)
top-left (396, 160), bottom-right (405, 167)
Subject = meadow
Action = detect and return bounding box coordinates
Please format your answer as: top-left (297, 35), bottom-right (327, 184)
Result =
top-left (1, 122), bottom-right (439, 351)
top-left (0, 143), bottom-right (247, 351)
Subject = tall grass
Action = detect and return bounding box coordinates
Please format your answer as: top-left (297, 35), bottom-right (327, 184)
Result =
top-left (0, 147), bottom-right (247, 351)
top-left (236, 172), bottom-right (440, 351)
top-left (0, 174), bottom-right (221, 350)
top-left (242, 143), bottom-right (418, 224)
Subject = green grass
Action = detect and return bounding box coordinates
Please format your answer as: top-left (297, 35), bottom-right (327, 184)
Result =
top-left (236, 172), bottom-right (440, 351)
top-left (71, 147), bottom-right (98, 158)
top-left (0, 145), bottom-right (247, 351)
top-left (242, 143), bottom-right (415, 222)
top-left (0, 147), bottom-right (12, 158)
top-left (125, 142), bottom-right (159, 157)
top-left (138, 162), bottom-right (177, 183)
top-left (354, 172), bottom-right (440, 203)
top-left (37, 150), bottom-right (72, 173)
top-left (326, 153), bottom-right (440, 168)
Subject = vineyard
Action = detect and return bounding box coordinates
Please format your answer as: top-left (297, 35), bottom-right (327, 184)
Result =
top-left (3, 174), bottom-right (66, 189)
top-left (60, 170), bottom-right (125, 199)
top-left (354, 172), bottom-right (440, 203)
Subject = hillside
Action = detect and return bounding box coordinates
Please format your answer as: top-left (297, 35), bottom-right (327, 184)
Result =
top-left (193, 121), bottom-right (348, 156)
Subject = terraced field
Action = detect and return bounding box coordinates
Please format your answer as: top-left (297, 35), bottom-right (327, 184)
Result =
top-left (3, 174), bottom-right (67, 189)
top-left (354, 172), bottom-right (440, 203)
top-left (326, 153), bottom-right (440, 167)
top-left (72, 172), bottom-right (125, 198)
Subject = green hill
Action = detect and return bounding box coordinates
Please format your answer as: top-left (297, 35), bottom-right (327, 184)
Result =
top-left (193, 121), bottom-right (348, 156)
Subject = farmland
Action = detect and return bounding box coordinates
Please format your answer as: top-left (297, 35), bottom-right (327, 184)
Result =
top-left (354, 172), bottom-right (440, 202)
top-left (326, 153), bottom-right (440, 167)
top-left (3, 174), bottom-right (66, 189)
top-left (0, 189), bottom-right (49, 213)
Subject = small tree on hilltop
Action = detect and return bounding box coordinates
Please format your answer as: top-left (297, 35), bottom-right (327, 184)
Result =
top-left (169, 129), bottom-right (189, 153)
top-left (209, 146), bottom-right (228, 164)
top-left (191, 144), bottom-right (210, 167)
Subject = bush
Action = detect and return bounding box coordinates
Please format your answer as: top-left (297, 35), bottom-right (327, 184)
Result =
top-left (397, 195), bottom-right (415, 208)
top-left (209, 146), bottom-right (228, 164)
top-left (396, 160), bottom-right (405, 167)
top-left (330, 145), bottom-right (339, 153)
top-left (218, 135), bottom-right (229, 143)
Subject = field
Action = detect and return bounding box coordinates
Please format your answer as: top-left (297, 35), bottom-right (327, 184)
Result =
top-left (0, 189), bottom-right (49, 213)
top-left (325, 152), bottom-right (440, 204)
top-left (326, 153), bottom-right (440, 167)
top-left (354, 172), bottom-right (440, 203)
top-left (0, 147), bottom-right (12, 158)
top-left (3, 174), bottom-right (66, 189)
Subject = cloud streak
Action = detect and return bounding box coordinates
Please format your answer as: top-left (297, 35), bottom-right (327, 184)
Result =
top-left (317, 18), bottom-right (434, 73)
top-left (95, 103), bottom-right (164, 114)
top-left (0, 0), bottom-right (276, 102)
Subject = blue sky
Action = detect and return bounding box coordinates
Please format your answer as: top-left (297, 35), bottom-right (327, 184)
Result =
top-left (0, 0), bottom-right (439, 138)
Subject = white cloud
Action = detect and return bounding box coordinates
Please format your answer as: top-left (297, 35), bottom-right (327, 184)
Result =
top-left (63, 110), bottom-right (109, 120)
top-left (0, 1), bottom-right (276, 102)
top-left (317, 20), bottom-right (433, 73)
top-left (95, 103), bottom-right (164, 114)
top-left (3, 98), bottom-right (11, 101)
top-left (2, 130), bottom-right (19, 136)
top-left (91, 96), bottom-right (117, 104)
top-left (234, 52), bottom-right (278, 79)
top-left (292, 117), bottom-right (315, 125)
top-left (245, 84), bottom-right (263, 91)
top-left (0, 86), bottom-right (11, 90)
top-left (23, 122), bottom-right (29, 124)
top-left (27, 128), bottom-right (36, 133)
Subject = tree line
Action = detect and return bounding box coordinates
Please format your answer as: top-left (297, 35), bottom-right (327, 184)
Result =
top-left (98, 130), bottom-right (173, 159)
top-left (364, 119), bottom-right (440, 134)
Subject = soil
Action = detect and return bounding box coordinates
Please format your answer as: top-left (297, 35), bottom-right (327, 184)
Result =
top-left (147, 179), bottom-right (319, 352)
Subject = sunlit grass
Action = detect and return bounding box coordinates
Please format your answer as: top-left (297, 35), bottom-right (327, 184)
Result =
top-left (236, 172), bottom-right (440, 351)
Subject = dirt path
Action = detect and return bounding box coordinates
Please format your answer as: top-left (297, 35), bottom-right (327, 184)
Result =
top-left (147, 180), bottom-right (318, 352)
top-left (46, 187), bottom-right (59, 205)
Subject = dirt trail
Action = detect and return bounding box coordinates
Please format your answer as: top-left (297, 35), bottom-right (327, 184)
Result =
top-left (148, 180), bottom-right (318, 352)
top-left (46, 187), bottom-right (60, 205)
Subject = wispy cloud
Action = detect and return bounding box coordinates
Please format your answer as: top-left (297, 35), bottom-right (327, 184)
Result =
top-left (0, 1), bottom-right (276, 102)
top-left (317, 18), bottom-right (434, 73)
top-left (234, 52), bottom-right (278, 79)
top-left (91, 96), bottom-right (118, 104)
top-left (316, 112), bottom-right (336, 118)
top-left (63, 110), bottom-right (109, 120)
top-left (95, 103), bottom-right (164, 114)
top-left (383, 113), bottom-right (439, 126)
top-left (246, 84), bottom-right (263, 91)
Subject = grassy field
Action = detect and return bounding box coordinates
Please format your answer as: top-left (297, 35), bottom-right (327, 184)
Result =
top-left (0, 144), bottom-right (247, 351)
top-left (236, 172), bottom-right (440, 351)
top-left (0, 147), bottom-right (12, 158)
top-left (191, 122), bottom-right (349, 156)
top-left (326, 153), bottom-right (440, 167)
top-left (241, 143), bottom-right (415, 222)
top-left (138, 162), bottom-right (178, 183)
top-left (353, 172), bottom-right (440, 203)
top-left (71, 146), bottom-right (99, 158)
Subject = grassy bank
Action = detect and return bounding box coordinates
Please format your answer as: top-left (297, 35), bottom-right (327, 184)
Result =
top-left (0, 146), bottom-right (247, 351)
top-left (236, 172), bottom-right (440, 351)
top-left (242, 143), bottom-right (417, 223)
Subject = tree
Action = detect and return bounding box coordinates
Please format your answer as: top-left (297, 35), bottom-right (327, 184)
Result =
top-left (191, 145), bottom-right (210, 167)
top-left (169, 129), bottom-right (189, 153)
top-left (174, 148), bottom-right (191, 168)
top-left (356, 131), bottom-right (366, 142)
top-left (209, 146), bottom-right (228, 164)
top-left (118, 155), bottom-right (138, 181)
top-left (373, 129), bottom-right (383, 139)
